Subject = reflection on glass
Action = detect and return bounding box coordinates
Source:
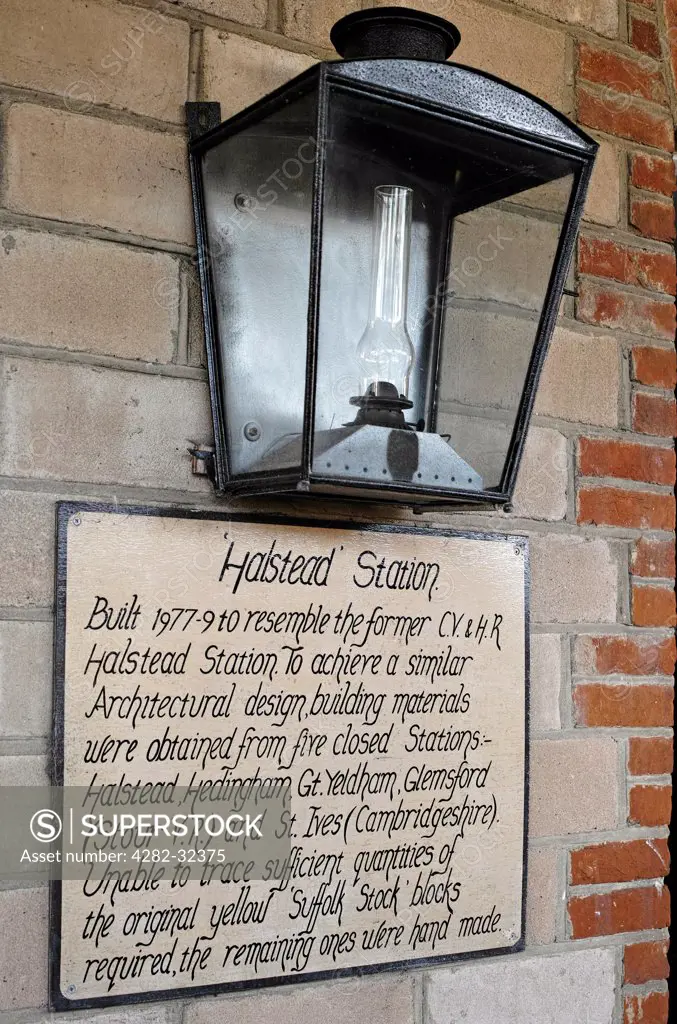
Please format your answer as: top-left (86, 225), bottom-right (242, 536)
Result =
top-left (200, 91), bottom-right (317, 477)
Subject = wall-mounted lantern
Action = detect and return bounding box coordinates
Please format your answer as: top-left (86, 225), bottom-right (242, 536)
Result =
top-left (186, 6), bottom-right (596, 508)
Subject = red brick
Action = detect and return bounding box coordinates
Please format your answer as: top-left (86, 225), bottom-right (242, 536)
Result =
top-left (669, 38), bottom-right (677, 93)
top-left (631, 152), bottom-right (676, 196)
top-left (631, 196), bottom-right (676, 241)
top-left (633, 584), bottom-right (677, 625)
top-left (624, 990), bottom-right (669, 1024)
top-left (578, 486), bottom-right (675, 529)
top-left (584, 634), bottom-right (676, 675)
top-left (624, 941), bottom-right (670, 984)
top-left (633, 346), bottom-right (677, 387)
top-left (632, 538), bottom-right (676, 578)
top-left (629, 784), bottom-right (672, 825)
top-left (578, 42), bottom-right (667, 104)
top-left (668, 7), bottom-right (677, 111)
top-left (629, 737), bottom-right (674, 775)
top-left (578, 282), bottom-right (676, 339)
top-left (633, 393), bottom-right (677, 436)
top-left (568, 885), bottom-right (670, 938)
top-left (578, 437), bottom-right (675, 485)
top-left (630, 16), bottom-right (662, 59)
top-left (571, 838), bottom-right (669, 885)
top-left (579, 237), bottom-right (676, 294)
top-left (574, 683), bottom-right (673, 727)
top-left (578, 87), bottom-right (674, 150)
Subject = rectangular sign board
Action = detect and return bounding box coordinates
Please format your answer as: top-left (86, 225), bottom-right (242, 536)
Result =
top-left (51, 504), bottom-right (528, 1009)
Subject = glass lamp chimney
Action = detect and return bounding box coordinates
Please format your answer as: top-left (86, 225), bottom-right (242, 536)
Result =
top-left (356, 185), bottom-right (415, 399)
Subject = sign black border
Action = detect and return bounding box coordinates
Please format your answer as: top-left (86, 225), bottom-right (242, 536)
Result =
top-left (50, 500), bottom-right (530, 1011)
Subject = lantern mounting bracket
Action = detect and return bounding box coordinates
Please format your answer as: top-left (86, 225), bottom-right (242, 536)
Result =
top-left (188, 443), bottom-right (216, 482)
top-left (185, 102), bottom-right (222, 142)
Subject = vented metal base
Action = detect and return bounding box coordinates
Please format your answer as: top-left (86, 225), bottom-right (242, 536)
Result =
top-left (254, 425), bottom-right (483, 491)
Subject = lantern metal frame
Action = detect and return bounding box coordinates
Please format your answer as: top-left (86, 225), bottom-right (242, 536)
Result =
top-left (187, 54), bottom-right (597, 509)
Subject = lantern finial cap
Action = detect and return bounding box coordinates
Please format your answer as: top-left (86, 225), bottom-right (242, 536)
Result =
top-left (330, 6), bottom-right (461, 61)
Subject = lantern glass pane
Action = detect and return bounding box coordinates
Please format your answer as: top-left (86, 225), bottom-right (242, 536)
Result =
top-left (200, 90), bottom-right (316, 477)
top-left (436, 172), bottom-right (575, 491)
top-left (311, 85), bottom-right (577, 495)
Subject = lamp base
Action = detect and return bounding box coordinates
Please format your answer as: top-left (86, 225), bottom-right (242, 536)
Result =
top-left (349, 380), bottom-right (414, 430)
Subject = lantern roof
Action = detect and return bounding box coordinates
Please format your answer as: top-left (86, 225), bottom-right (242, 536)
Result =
top-left (329, 60), bottom-right (596, 154)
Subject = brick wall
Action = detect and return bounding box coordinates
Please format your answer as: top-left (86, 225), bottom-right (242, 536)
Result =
top-left (0, 1), bottom-right (675, 1023)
